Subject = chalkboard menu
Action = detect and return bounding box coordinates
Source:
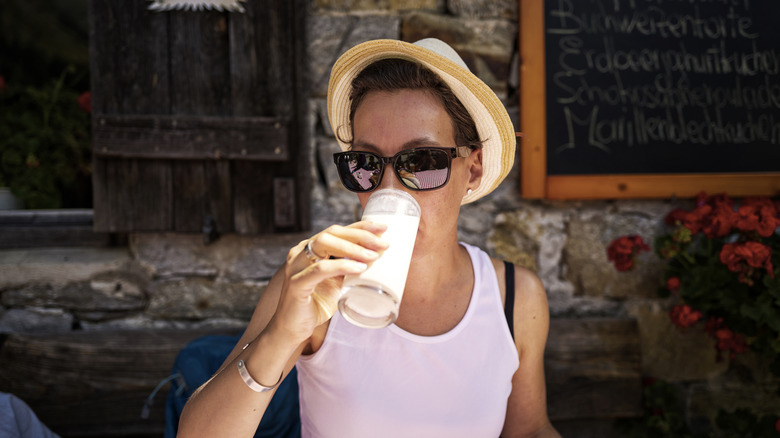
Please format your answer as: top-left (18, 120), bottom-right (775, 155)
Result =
top-left (519, 0), bottom-right (780, 199)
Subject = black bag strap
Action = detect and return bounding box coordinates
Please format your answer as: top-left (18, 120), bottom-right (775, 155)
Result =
top-left (503, 261), bottom-right (515, 341)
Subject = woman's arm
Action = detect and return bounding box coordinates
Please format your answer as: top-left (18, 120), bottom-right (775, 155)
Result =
top-left (177, 222), bottom-right (388, 437)
top-left (501, 266), bottom-right (562, 438)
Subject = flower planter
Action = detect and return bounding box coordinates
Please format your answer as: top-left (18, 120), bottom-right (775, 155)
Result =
top-left (0, 187), bottom-right (23, 210)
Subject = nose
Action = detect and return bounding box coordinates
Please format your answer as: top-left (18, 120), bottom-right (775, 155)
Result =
top-left (377, 164), bottom-right (400, 190)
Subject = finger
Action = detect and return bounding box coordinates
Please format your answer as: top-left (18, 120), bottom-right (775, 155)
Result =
top-left (313, 233), bottom-right (383, 263)
top-left (326, 222), bottom-right (389, 248)
top-left (311, 223), bottom-right (389, 260)
top-left (289, 258), bottom-right (367, 294)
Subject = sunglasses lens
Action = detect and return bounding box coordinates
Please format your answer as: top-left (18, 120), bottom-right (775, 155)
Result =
top-left (335, 152), bottom-right (381, 192)
top-left (334, 148), bottom-right (455, 192)
top-left (396, 149), bottom-right (450, 190)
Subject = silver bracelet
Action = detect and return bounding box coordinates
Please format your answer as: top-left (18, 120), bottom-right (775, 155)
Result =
top-left (237, 359), bottom-right (283, 393)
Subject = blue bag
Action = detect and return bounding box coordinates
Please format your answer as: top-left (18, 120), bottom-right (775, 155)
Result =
top-left (163, 334), bottom-right (301, 438)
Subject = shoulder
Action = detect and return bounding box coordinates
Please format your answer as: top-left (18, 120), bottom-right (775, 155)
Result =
top-left (513, 265), bottom-right (548, 313)
top-left (514, 266), bottom-right (550, 354)
top-left (490, 257), bottom-right (550, 350)
top-left (489, 257), bottom-right (547, 311)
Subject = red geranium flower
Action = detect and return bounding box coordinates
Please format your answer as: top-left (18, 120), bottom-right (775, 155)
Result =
top-left (672, 193), bottom-right (741, 237)
top-left (735, 198), bottom-right (779, 237)
top-left (701, 202), bottom-right (737, 238)
top-left (670, 304), bottom-right (702, 329)
top-left (77, 91), bottom-right (91, 113)
top-left (714, 327), bottom-right (748, 360)
top-left (607, 235), bottom-right (651, 272)
top-left (666, 276), bottom-right (680, 292)
top-left (665, 208), bottom-right (687, 226)
top-left (720, 241), bottom-right (774, 285)
top-left (705, 316), bottom-right (748, 361)
top-left (696, 192), bottom-right (735, 211)
top-left (680, 204), bottom-right (711, 235)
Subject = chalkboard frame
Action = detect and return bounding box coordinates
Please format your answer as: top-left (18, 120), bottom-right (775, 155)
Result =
top-left (518, 0), bottom-right (780, 200)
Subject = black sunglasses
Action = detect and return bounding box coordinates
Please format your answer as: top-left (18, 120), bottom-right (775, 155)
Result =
top-left (333, 146), bottom-right (473, 193)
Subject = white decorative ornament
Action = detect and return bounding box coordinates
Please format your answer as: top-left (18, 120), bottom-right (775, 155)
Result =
top-left (148, 0), bottom-right (246, 12)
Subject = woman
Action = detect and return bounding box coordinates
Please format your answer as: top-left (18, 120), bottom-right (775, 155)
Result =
top-left (178, 38), bottom-right (560, 438)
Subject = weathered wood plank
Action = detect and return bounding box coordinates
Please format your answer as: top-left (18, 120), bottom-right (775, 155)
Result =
top-left (0, 329), bottom-right (239, 437)
top-left (88, 1), bottom-right (170, 115)
top-left (89, 1), bottom-right (175, 235)
top-left (205, 160), bottom-right (233, 235)
top-left (172, 161), bottom-right (231, 234)
top-left (288, 0), bottom-right (312, 232)
top-left (273, 177), bottom-right (298, 229)
top-left (173, 161), bottom-right (207, 232)
top-left (0, 211), bottom-right (111, 248)
top-left (92, 115), bottom-right (288, 160)
top-left (0, 226), bottom-right (112, 249)
top-left (232, 161), bottom-right (275, 234)
top-left (169, 10), bottom-right (230, 115)
top-left (227, 6), bottom-right (257, 117)
top-left (544, 318), bottom-right (643, 421)
top-left (0, 318), bottom-right (642, 436)
top-left (93, 159), bottom-right (173, 232)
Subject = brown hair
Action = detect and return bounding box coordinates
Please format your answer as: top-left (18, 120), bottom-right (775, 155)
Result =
top-left (338, 58), bottom-right (483, 149)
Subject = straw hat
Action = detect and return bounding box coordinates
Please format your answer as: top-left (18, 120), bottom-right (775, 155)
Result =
top-left (327, 38), bottom-right (516, 204)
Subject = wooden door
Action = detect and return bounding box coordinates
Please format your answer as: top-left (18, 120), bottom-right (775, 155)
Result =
top-left (88, 0), bottom-right (309, 235)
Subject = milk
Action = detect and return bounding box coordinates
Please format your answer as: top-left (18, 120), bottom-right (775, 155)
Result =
top-left (338, 189), bottom-right (421, 328)
top-left (342, 214), bottom-right (419, 300)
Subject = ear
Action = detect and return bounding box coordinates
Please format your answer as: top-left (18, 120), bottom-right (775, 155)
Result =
top-left (466, 148), bottom-right (483, 192)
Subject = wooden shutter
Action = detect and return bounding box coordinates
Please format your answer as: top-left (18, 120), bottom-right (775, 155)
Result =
top-left (88, 0), bottom-right (309, 235)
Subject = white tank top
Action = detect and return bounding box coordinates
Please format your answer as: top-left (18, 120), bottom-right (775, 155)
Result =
top-left (296, 243), bottom-right (520, 438)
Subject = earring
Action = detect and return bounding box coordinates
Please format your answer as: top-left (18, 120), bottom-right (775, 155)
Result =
top-left (467, 189), bottom-right (473, 195)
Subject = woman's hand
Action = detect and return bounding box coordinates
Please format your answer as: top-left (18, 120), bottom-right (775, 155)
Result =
top-left (267, 221), bottom-right (389, 346)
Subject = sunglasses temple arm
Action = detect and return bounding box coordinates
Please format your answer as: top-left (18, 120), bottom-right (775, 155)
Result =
top-left (455, 146), bottom-right (473, 157)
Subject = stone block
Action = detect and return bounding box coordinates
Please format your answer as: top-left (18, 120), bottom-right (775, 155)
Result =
top-left (78, 315), bottom-right (247, 331)
top-left (311, 186), bottom-right (364, 232)
top-left (447, 0), bottom-right (517, 19)
top-left (313, 0), bottom-right (443, 11)
top-left (316, 136), bottom-right (344, 191)
top-left (1, 276), bottom-right (146, 316)
top-left (307, 13), bottom-right (401, 97)
top-left (686, 377), bottom-right (780, 435)
top-left (130, 233), bottom-right (303, 281)
top-left (146, 278), bottom-right (266, 321)
top-left (225, 234), bottom-right (306, 280)
top-left (401, 12), bottom-right (516, 99)
top-left (564, 205), bottom-right (664, 299)
top-left (458, 202), bottom-right (498, 239)
top-left (0, 248), bottom-right (131, 289)
top-left (311, 98), bottom-right (332, 137)
top-left (488, 209), bottom-right (538, 273)
top-left (628, 302), bottom-right (728, 382)
top-left (0, 308), bottom-right (73, 333)
top-left (388, 0), bottom-right (442, 10)
top-left (488, 205), bottom-right (570, 293)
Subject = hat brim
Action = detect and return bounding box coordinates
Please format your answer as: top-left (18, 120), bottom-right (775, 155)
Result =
top-left (327, 39), bottom-right (516, 204)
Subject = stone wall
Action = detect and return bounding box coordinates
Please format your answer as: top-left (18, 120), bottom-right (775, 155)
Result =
top-left (0, 0), bottom-right (777, 435)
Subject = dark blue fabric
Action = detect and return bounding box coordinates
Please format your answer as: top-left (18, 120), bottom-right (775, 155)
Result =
top-left (165, 334), bottom-right (301, 438)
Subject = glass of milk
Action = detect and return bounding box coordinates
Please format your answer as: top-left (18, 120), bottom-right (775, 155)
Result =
top-left (338, 188), bottom-right (421, 328)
